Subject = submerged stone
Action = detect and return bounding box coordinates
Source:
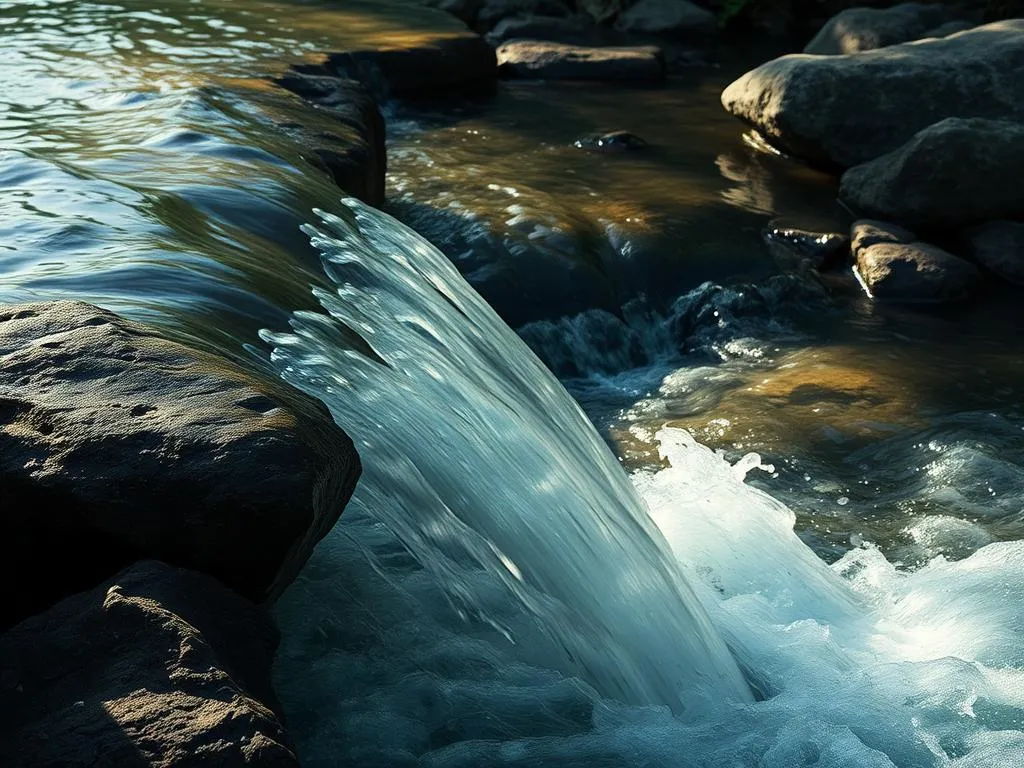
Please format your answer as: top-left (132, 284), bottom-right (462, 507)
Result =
top-left (572, 130), bottom-right (649, 153)
top-left (0, 301), bottom-right (360, 629)
top-left (763, 221), bottom-right (850, 271)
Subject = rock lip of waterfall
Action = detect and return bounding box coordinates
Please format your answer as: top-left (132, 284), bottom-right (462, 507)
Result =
top-left (261, 198), bottom-right (753, 710)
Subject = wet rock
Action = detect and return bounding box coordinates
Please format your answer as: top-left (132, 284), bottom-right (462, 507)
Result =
top-left (924, 19), bottom-right (977, 38)
top-left (572, 130), bottom-right (648, 152)
top-left (271, 74), bottom-right (386, 205)
top-left (477, 0), bottom-right (571, 30)
top-left (804, 3), bottom-right (957, 55)
top-left (763, 222), bottom-right (850, 271)
top-left (850, 219), bottom-right (917, 253)
top-left (851, 221), bottom-right (980, 302)
top-left (721, 20), bottom-right (1024, 168)
top-left (0, 301), bottom-right (360, 629)
top-left (496, 40), bottom-right (664, 81)
top-left (485, 14), bottom-right (600, 46)
top-left (961, 220), bottom-right (1024, 285)
top-left (840, 118), bottom-right (1024, 230)
top-left (613, 0), bottom-right (717, 38)
top-left (0, 561), bottom-right (296, 768)
top-left (292, 7), bottom-right (497, 98)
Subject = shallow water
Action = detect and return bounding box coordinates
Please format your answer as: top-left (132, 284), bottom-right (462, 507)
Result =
top-left (5, 2), bottom-right (1024, 766)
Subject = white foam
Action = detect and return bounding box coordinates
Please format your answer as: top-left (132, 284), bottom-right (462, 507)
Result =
top-left (266, 201), bottom-right (1024, 767)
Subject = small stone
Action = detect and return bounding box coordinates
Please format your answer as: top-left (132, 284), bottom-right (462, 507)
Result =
top-left (572, 130), bottom-right (648, 153)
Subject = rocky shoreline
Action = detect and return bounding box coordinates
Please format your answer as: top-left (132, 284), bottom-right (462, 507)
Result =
top-left (2, 0), bottom-right (1023, 764)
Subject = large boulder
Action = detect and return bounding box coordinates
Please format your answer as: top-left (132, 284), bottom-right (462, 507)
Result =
top-left (0, 301), bottom-right (360, 629)
top-left (961, 220), bottom-right (1024, 285)
top-left (0, 561), bottom-right (296, 768)
top-left (851, 219), bottom-right (981, 302)
top-left (613, 0), bottom-right (717, 37)
top-left (839, 117), bottom-right (1024, 230)
top-left (804, 3), bottom-right (959, 55)
top-left (496, 40), bottom-right (665, 81)
top-left (721, 20), bottom-right (1024, 168)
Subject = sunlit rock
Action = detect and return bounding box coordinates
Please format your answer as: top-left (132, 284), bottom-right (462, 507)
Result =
top-left (0, 301), bottom-right (360, 629)
top-left (804, 2), bottom-right (963, 55)
top-left (496, 39), bottom-right (665, 81)
top-left (850, 220), bottom-right (980, 303)
top-left (722, 20), bottom-right (1024, 168)
top-left (0, 561), bottom-right (296, 768)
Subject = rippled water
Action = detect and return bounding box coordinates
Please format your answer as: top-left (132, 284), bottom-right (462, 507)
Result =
top-left (6, 2), bottom-right (1024, 765)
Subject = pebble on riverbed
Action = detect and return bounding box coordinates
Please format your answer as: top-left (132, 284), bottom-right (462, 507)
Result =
top-left (572, 130), bottom-right (648, 153)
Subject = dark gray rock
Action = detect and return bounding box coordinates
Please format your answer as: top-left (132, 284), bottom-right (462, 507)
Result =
top-left (804, 3), bottom-right (955, 55)
top-left (486, 14), bottom-right (599, 46)
top-left (722, 20), bottom-right (1024, 168)
top-left (763, 222), bottom-right (850, 271)
top-left (924, 19), bottom-right (976, 38)
top-left (572, 130), bottom-right (648, 152)
top-left (961, 220), bottom-right (1024, 285)
top-left (477, 0), bottom-right (571, 30)
top-left (839, 117), bottom-right (1024, 230)
top-left (0, 561), bottom-right (296, 768)
top-left (426, 0), bottom-right (483, 26)
top-left (613, 0), bottom-right (717, 37)
top-left (0, 301), bottom-right (360, 629)
top-left (496, 40), bottom-right (664, 81)
top-left (270, 75), bottom-right (386, 205)
top-left (850, 220), bottom-right (981, 302)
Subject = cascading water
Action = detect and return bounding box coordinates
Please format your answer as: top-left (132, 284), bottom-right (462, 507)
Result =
top-left (261, 199), bottom-right (751, 713)
top-left (265, 200), bottom-right (1024, 767)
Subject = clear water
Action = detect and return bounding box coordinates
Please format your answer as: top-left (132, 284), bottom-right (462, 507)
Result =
top-left (4, 2), bottom-right (1024, 765)
top-left (265, 203), bottom-right (1024, 767)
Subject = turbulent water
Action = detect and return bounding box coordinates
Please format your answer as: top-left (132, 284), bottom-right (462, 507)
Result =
top-left (264, 202), bottom-right (1024, 768)
top-left (5, 1), bottom-right (1024, 765)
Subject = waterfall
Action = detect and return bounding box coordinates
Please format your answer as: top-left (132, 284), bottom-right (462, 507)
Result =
top-left (260, 199), bottom-right (752, 710)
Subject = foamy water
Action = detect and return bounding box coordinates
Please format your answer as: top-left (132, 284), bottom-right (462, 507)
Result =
top-left (266, 201), bottom-right (1024, 767)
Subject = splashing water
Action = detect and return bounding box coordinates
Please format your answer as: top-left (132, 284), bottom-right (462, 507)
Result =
top-left (261, 199), bottom-right (752, 711)
top-left (264, 201), bottom-right (1024, 767)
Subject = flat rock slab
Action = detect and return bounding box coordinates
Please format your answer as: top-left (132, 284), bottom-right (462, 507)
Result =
top-left (722, 20), bottom-right (1024, 168)
top-left (317, 34), bottom-right (496, 97)
top-left (851, 219), bottom-right (981, 302)
top-left (840, 117), bottom-right (1024, 230)
top-left (804, 2), bottom-right (959, 54)
top-left (0, 301), bottom-right (360, 629)
top-left (0, 561), bottom-right (296, 768)
top-left (497, 40), bottom-right (664, 81)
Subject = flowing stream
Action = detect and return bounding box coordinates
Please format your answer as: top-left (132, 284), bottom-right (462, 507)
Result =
top-left (4, 2), bottom-right (1024, 766)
